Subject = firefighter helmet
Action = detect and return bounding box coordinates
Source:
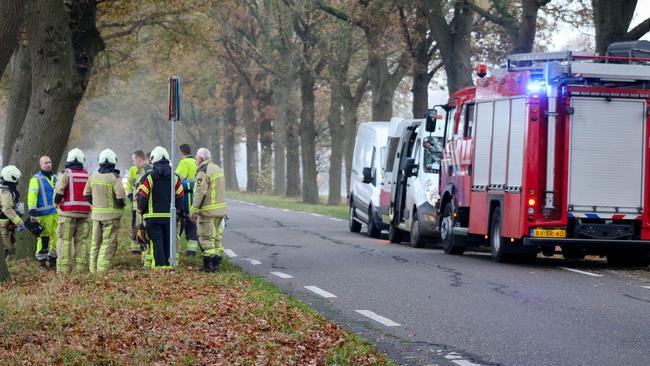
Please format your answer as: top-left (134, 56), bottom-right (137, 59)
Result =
top-left (150, 146), bottom-right (170, 164)
top-left (1, 165), bottom-right (21, 183)
top-left (98, 148), bottom-right (118, 165)
top-left (66, 148), bottom-right (86, 164)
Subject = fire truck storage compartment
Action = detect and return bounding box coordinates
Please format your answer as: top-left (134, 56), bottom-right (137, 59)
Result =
top-left (473, 98), bottom-right (527, 192)
top-left (568, 97), bottom-right (646, 214)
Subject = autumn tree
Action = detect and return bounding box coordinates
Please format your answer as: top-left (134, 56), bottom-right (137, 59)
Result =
top-left (0, 1), bottom-right (24, 79)
top-left (592, 0), bottom-right (650, 55)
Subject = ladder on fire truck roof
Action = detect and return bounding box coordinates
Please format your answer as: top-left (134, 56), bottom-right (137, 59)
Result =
top-left (507, 50), bottom-right (650, 82)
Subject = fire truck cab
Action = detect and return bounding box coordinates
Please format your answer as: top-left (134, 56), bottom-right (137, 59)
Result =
top-left (434, 42), bottom-right (650, 266)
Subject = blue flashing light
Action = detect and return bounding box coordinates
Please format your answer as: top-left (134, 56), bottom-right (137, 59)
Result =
top-left (527, 80), bottom-right (546, 94)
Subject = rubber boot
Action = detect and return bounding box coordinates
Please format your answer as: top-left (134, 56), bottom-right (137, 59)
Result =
top-left (201, 256), bottom-right (213, 272)
top-left (38, 259), bottom-right (48, 273)
top-left (213, 256), bottom-right (222, 272)
top-left (48, 257), bottom-right (57, 272)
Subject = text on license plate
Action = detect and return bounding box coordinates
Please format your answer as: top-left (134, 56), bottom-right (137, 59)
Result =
top-left (532, 228), bottom-right (566, 238)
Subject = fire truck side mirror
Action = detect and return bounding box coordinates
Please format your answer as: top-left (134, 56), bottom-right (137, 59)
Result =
top-left (425, 109), bottom-right (438, 132)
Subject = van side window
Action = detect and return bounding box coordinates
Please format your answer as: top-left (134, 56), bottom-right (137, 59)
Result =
top-left (464, 103), bottom-right (475, 138)
top-left (445, 106), bottom-right (457, 142)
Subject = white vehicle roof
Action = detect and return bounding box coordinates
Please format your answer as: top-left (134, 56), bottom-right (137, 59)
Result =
top-left (358, 121), bottom-right (390, 142)
top-left (389, 117), bottom-right (445, 139)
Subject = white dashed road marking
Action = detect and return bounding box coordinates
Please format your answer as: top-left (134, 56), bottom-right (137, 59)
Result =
top-left (310, 213), bottom-right (323, 217)
top-left (558, 267), bottom-right (603, 277)
top-left (329, 217), bottom-right (345, 222)
top-left (305, 286), bottom-right (337, 298)
top-left (642, 285), bottom-right (650, 290)
top-left (282, 209), bottom-right (291, 212)
top-left (451, 360), bottom-right (484, 366)
top-left (223, 249), bottom-right (237, 258)
top-left (244, 258), bottom-right (261, 265)
top-left (271, 271), bottom-right (293, 279)
top-left (355, 310), bottom-right (401, 327)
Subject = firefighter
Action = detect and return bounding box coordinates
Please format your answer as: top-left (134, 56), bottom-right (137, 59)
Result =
top-left (130, 150), bottom-right (153, 268)
top-left (190, 147), bottom-right (227, 272)
top-left (176, 144), bottom-right (198, 256)
top-left (27, 156), bottom-right (58, 271)
top-left (1, 166), bottom-right (25, 259)
top-left (84, 149), bottom-right (126, 273)
top-left (125, 161), bottom-right (139, 254)
top-left (137, 146), bottom-right (184, 269)
top-left (54, 148), bottom-right (92, 273)
top-left (128, 150), bottom-right (151, 255)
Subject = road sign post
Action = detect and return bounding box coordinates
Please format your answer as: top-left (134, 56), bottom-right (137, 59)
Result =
top-left (168, 75), bottom-right (181, 268)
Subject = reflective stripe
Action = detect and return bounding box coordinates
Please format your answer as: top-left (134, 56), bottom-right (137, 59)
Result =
top-left (62, 201), bottom-right (91, 207)
top-left (36, 205), bottom-right (56, 212)
top-left (143, 213), bottom-right (171, 219)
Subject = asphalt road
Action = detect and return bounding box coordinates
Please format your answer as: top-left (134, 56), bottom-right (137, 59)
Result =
top-left (222, 199), bottom-right (650, 366)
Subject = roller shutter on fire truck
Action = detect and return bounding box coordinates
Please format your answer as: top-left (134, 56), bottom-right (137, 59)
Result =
top-left (568, 97), bottom-right (646, 215)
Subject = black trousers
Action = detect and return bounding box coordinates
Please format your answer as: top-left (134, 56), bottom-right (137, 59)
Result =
top-left (146, 222), bottom-right (171, 268)
top-left (183, 216), bottom-right (197, 241)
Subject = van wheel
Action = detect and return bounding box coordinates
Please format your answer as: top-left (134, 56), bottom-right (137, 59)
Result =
top-left (388, 224), bottom-right (403, 244)
top-left (349, 206), bottom-right (361, 233)
top-left (409, 215), bottom-right (427, 248)
top-left (489, 206), bottom-right (510, 262)
top-left (441, 202), bottom-right (465, 255)
top-left (367, 207), bottom-right (382, 238)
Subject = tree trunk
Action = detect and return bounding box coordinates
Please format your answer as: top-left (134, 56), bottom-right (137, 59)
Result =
top-left (272, 75), bottom-right (292, 196)
top-left (242, 88), bottom-right (259, 193)
top-left (222, 84), bottom-right (239, 191)
top-left (0, 0), bottom-right (23, 79)
top-left (3, 39), bottom-right (31, 164)
top-left (592, 0), bottom-right (638, 55)
top-left (12, 0), bottom-right (103, 198)
top-left (257, 89), bottom-right (274, 193)
top-left (342, 97), bottom-right (357, 196)
top-left (299, 71), bottom-right (319, 204)
top-left (212, 114), bottom-right (222, 166)
top-left (511, 0), bottom-right (545, 54)
top-left (367, 53), bottom-right (398, 121)
top-left (424, 0), bottom-right (474, 94)
top-left (286, 99), bottom-right (301, 197)
top-left (327, 82), bottom-right (344, 205)
top-left (411, 48), bottom-right (429, 119)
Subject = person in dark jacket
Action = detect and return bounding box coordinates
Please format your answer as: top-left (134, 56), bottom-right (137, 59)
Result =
top-left (137, 146), bottom-right (184, 269)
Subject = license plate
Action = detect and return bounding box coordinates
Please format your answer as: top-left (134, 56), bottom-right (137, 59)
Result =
top-left (532, 228), bottom-right (566, 238)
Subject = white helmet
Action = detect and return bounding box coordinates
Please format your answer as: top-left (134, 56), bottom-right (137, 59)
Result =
top-left (150, 146), bottom-right (170, 163)
top-left (1, 165), bottom-right (21, 183)
top-left (66, 148), bottom-right (86, 163)
top-left (98, 148), bottom-right (118, 165)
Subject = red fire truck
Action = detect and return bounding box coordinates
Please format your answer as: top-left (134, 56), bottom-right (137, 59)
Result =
top-left (431, 42), bottom-right (650, 265)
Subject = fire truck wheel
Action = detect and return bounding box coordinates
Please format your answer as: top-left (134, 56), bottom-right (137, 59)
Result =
top-left (489, 206), bottom-right (510, 262)
top-left (606, 251), bottom-right (650, 267)
top-left (388, 224), bottom-right (404, 244)
top-left (368, 207), bottom-right (382, 239)
top-left (441, 202), bottom-right (465, 255)
top-left (409, 215), bottom-right (427, 248)
top-left (349, 205), bottom-right (362, 233)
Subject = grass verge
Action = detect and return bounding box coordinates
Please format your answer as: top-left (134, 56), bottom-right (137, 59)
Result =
top-left (0, 210), bottom-right (393, 365)
top-left (227, 191), bottom-right (348, 220)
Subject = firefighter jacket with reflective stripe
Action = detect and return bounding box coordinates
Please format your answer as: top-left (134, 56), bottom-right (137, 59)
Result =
top-left (28, 172), bottom-right (57, 216)
top-left (132, 164), bottom-right (153, 211)
top-left (191, 160), bottom-right (227, 217)
top-left (0, 184), bottom-right (23, 226)
top-left (137, 162), bottom-right (184, 224)
top-left (55, 169), bottom-right (91, 217)
top-left (84, 172), bottom-right (127, 221)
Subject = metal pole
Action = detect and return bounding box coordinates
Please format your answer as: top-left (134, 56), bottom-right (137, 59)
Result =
top-left (170, 117), bottom-right (177, 268)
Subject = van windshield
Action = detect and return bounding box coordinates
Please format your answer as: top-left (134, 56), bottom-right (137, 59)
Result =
top-left (423, 136), bottom-right (443, 174)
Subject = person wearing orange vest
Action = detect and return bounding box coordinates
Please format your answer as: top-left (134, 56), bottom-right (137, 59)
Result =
top-left (54, 148), bottom-right (92, 273)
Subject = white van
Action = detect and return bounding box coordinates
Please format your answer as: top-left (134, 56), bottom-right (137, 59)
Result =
top-left (348, 122), bottom-right (390, 238)
top-left (380, 118), bottom-right (445, 247)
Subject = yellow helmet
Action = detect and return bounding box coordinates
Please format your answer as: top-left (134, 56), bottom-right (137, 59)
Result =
top-left (66, 148), bottom-right (86, 163)
top-left (1, 165), bottom-right (21, 183)
top-left (150, 146), bottom-right (170, 164)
